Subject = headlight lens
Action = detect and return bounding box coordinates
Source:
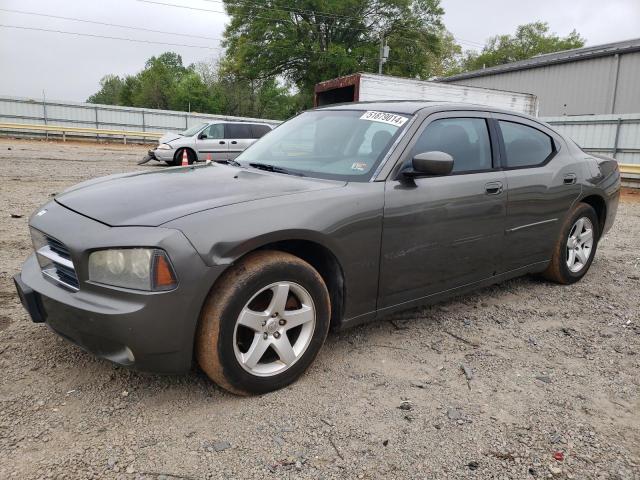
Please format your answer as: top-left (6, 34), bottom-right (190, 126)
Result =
top-left (30, 228), bottom-right (55, 270)
top-left (156, 143), bottom-right (172, 150)
top-left (88, 248), bottom-right (177, 291)
top-left (30, 227), bottom-right (48, 252)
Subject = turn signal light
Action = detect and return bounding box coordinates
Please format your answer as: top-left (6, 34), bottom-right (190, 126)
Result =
top-left (152, 252), bottom-right (178, 291)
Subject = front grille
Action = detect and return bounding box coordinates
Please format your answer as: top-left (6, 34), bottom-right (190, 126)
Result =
top-left (32, 230), bottom-right (80, 291)
top-left (46, 236), bottom-right (72, 260)
top-left (49, 261), bottom-right (79, 290)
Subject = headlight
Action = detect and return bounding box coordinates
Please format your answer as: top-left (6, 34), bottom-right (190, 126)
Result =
top-left (156, 143), bottom-right (172, 150)
top-left (88, 248), bottom-right (177, 291)
top-left (30, 228), bottom-right (53, 269)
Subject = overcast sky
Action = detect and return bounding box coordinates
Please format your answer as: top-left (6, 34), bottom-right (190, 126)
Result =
top-left (1, 0), bottom-right (638, 101)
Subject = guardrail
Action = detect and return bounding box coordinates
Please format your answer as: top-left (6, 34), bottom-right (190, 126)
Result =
top-left (0, 95), bottom-right (280, 138)
top-left (620, 163), bottom-right (640, 189)
top-left (0, 122), bottom-right (162, 144)
top-left (619, 163), bottom-right (640, 175)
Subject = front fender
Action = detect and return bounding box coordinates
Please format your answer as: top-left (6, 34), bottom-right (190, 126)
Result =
top-left (165, 183), bottom-right (385, 319)
top-left (211, 228), bottom-right (347, 267)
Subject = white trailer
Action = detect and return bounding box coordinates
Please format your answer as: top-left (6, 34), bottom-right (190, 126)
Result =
top-left (314, 73), bottom-right (539, 116)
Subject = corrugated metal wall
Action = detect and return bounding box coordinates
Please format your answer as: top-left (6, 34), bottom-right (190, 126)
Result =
top-left (0, 95), bottom-right (280, 138)
top-left (542, 113), bottom-right (640, 164)
top-left (447, 52), bottom-right (640, 116)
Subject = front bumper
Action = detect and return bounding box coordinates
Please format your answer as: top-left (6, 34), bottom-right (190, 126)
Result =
top-left (16, 201), bottom-right (226, 373)
top-left (152, 148), bottom-right (174, 161)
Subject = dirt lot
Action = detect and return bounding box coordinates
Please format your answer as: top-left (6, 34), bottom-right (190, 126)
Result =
top-left (0, 138), bottom-right (638, 480)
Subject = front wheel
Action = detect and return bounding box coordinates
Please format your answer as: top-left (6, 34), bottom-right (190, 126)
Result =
top-left (196, 251), bottom-right (330, 395)
top-left (542, 203), bottom-right (599, 284)
top-left (172, 148), bottom-right (195, 166)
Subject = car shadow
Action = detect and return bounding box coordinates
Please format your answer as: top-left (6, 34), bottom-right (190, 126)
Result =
top-left (29, 273), bottom-right (554, 402)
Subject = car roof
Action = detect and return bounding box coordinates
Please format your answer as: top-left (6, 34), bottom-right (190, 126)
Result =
top-left (208, 120), bottom-right (272, 126)
top-left (315, 100), bottom-right (537, 120)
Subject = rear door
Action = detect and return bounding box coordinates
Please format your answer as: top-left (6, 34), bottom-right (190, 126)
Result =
top-left (225, 123), bottom-right (254, 159)
top-left (378, 111), bottom-right (507, 309)
top-left (195, 123), bottom-right (228, 161)
top-left (494, 114), bottom-right (582, 272)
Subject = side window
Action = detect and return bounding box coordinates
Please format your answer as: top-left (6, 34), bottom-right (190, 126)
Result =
top-left (250, 124), bottom-right (271, 139)
top-left (203, 123), bottom-right (224, 139)
top-left (410, 118), bottom-right (492, 173)
top-left (226, 123), bottom-right (252, 139)
top-left (499, 121), bottom-right (554, 168)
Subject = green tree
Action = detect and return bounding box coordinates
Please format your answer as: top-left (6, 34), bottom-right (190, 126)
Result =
top-left (222, 0), bottom-right (445, 104)
top-left (427, 30), bottom-right (463, 77)
top-left (171, 71), bottom-right (214, 113)
top-left (132, 52), bottom-right (187, 109)
top-left (118, 75), bottom-right (140, 106)
top-left (87, 75), bottom-right (125, 105)
top-left (254, 78), bottom-right (301, 119)
top-left (462, 22), bottom-right (585, 71)
top-left (86, 52), bottom-right (302, 120)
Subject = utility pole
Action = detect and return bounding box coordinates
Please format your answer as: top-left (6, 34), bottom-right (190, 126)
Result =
top-left (378, 34), bottom-right (389, 74)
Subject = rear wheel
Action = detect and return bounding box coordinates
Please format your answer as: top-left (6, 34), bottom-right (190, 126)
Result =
top-left (172, 148), bottom-right (195, 166)
top-left (542, 203), bottom-right (599, 284)
top-left (196, 251), bottom-right (330, 395)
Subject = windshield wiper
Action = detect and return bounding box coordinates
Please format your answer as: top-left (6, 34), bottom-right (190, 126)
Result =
top-left (249, 163), bottom-right (304, 176)
top-left (214, 158), bottom-right (242, 167)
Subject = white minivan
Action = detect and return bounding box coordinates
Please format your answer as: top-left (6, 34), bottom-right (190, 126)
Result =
top-left (142, 121), bottom-right (274, 166)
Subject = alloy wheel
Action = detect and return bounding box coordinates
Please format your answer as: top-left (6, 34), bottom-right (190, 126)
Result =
top-left (233, 281), bottom-right (316, 377)
top-left (566, 217), bottom-right (594, 273)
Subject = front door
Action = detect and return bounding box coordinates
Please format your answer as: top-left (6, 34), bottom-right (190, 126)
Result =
top-left (195, 123), bottom-right (228, 161)
top-left (379, 112), bottom-right (507, 309)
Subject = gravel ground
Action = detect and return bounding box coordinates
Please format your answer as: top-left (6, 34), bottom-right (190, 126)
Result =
top-left (1, 137), bottom-right (639, 480)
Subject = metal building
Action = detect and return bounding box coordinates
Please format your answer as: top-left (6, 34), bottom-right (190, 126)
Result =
top-left (440, 38), bottom-right (640, 117)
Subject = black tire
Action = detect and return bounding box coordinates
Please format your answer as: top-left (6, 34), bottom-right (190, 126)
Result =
top-left (172, 148), bottom-right (196, 166)
top-left (542, 203), bottom-right (600, 284)
top-left (196, 250), bottom-right (331, 395)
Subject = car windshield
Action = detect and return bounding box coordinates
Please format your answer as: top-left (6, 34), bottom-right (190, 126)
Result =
top-left (235, 109), bottom-right (412, 181)
top-left (180, 123), bottom-right (208, 137)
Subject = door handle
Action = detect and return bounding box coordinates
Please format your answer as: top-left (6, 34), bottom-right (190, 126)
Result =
top-left (485, 181), bottom-right (503, 195)
top-left (219, 140), bottom-right (226, 145)
top-left (231, 141), bottom-right (238, 145)
top-left (563, 173), bottom-right (577, 185)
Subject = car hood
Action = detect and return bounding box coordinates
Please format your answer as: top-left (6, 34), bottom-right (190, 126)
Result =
top-left (55, 164), bottom-right (345, 226)
top-left (158, 132), bottom-right (183, 144)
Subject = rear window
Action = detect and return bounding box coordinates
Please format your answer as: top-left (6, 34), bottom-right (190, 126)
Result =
top-left (225, 123), bottom-right (252, 139)
top-left (250, 124), bottom-right (271, 139)
top-left (499, 121), bottom-right (554, 168)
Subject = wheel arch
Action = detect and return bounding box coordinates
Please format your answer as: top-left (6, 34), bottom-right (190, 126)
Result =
top-left (580, 194), bottom-right (606, 234)
top-left (256, 239), bottom-right (345, 330)
top-left (174, 146), bottom-right (197, 162)
top-left (205, 234), bottom-right (347, 331)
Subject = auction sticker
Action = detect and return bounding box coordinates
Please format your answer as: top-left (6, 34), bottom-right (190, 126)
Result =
top-left (351, 162), bottom-right (368, 171)
top-left (360, 111), bottom-right (408, 127)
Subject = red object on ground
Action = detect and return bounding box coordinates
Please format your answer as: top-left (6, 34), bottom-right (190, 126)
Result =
top-left (553, 451), bottom-right (565, 461)
top-left (181, 149), bottom-right (189, 166)
top-left (207, 153), bottom-right (212, 162)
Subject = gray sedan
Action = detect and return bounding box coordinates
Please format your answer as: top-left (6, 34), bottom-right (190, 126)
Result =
top-left (14, 101), bottom-right (620, 395)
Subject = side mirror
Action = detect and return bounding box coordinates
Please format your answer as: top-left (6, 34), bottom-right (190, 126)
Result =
top-left (404, 151), bottom-right (454, 177)
top-left (198, 133), bottom-right (208, 140)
